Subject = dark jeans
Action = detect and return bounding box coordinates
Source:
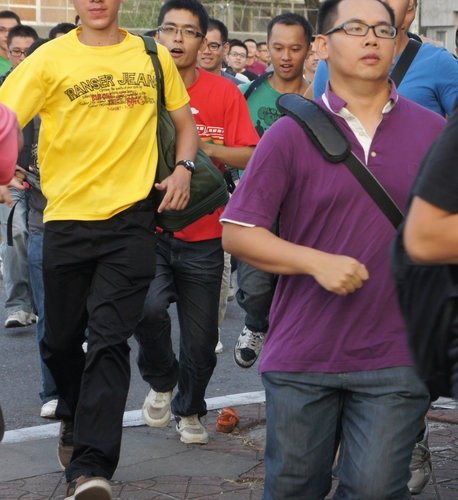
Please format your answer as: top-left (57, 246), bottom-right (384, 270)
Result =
top-left (236, 260), bottom-right (276, 333)
top-left (135, 233), bottom-right (223, 417)
top-left (40, 202), bottom-right (156, 481)
top-left (236, 221), bottom-right (278, 333)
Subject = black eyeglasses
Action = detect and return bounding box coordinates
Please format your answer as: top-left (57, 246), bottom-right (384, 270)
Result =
top-left (206, 42), bottom-right (223, 52)
top-left (325, 21), bottom-right (397, 39)
top-left (9, 48), bottom-right (28, 57)
top-left (228, 51), bottom-right (247, 59)
top-left (157, 25), bottom-right (204, 39)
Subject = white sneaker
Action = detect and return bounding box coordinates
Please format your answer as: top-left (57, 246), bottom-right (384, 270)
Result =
top-left (142, 389), bottom-right (172, 427)
top-left (215, 332), bottom-right (223, 354)
top-left (5, 310), bottom-right (34, 328)
top-left (176, 414), bottom-right (209, 444)
top-left (40, 399), bottom-right (58, 419)
top-left (234, 326), bottom-right (265, 368)
top-left (28, 312), bottom-right (37, 324)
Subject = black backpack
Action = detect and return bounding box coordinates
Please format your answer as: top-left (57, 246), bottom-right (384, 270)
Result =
top-left (391, 228), bottom-right (458, 399)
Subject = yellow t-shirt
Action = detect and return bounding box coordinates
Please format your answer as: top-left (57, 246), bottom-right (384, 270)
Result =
top-left (0, 29), bottom-right (189, 222)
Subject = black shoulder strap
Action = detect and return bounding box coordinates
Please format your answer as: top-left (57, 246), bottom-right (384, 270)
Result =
top-left (139, 35), bottom-right (165, 106)
top-left (276, 93), bottom-right (404, 228)
top-left (243, 71), bottom-right (273, 101)
top-left (390, 39), bottom-right (421, 87)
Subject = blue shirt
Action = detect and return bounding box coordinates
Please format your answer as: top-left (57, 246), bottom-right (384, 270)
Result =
top-left (313, 42), bottom-right (458, 116)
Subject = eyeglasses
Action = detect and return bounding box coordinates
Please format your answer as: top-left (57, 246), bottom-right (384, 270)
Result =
top-left (228, 51), bottom-right (247, 59)
top-left (325, 21), bottom-right (397, 39)
top-left (157, 25), bottom-right (204, 39)
top-left (9, 48), bottom-right (28, 57)
top-left (206, 42), bottom-right (223, 52)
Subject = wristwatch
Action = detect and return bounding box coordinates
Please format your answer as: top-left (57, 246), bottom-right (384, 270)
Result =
top-left (174, 159), bottom-right (196, 175)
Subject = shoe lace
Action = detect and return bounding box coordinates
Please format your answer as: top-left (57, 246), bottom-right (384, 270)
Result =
top-left (240, 330), bottom-right (264, 350)
top-left (410, 442), bottom-right (431, 469)
top-left (181, 415), bottom-right (201, 428)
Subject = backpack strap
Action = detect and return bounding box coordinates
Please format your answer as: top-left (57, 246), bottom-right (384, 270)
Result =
top-left (243, 71), bottom-right (273, 101)
top-left (276, 93), bottom-right (404, 228)
top-left (139, 35), bottom-right (165, 106)
top-left (390, 39), bottom-right (421, 87)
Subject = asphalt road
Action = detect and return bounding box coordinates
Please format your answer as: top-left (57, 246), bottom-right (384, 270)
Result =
top-left (0, 276), bottom-right (264, 431)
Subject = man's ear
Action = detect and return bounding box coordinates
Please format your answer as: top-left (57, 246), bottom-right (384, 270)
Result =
top-left (314, 34), bottom-right (328, 61)
top-left (223, 41), bottom-right (229, 57)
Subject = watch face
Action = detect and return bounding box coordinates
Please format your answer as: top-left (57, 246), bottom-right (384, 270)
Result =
top-left (176, 160), bottom-right (195, 172)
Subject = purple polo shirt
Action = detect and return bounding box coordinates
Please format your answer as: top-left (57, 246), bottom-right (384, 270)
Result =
top-left (221, 87), bottom-right (445, 374)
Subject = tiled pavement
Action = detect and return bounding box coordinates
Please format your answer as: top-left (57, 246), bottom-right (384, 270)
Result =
top-left (1, 402), bottom-right (457, 499)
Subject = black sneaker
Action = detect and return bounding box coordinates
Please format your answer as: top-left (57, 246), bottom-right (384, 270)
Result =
top-left (234, 327), bottom-right (265, 368)
top-left (58, 420), bottom-right (74, 470)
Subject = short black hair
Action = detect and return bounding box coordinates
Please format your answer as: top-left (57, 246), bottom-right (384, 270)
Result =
top-left (228, 39), bottom-right (248, 56)
top-left (257, 41), bottom-right (267, 49)
top-left (318, 0), bottom-right (395, 34)
top-left (208, 18), bottom-right (228, 43)
top-left (49, 22), bottom-right (76, 40)
top-left (244, 38), bottom-right (257, 45)
top-left (158, 0), bottom-right (209, 35)
top-left (267, 12), bottom-right (313, 46)
top-left (0, 10), bottom-right (21, 24)
top-left (7, 25), bottom-right (39, 46)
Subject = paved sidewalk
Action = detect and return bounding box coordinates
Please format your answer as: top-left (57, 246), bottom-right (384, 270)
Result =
top-left (0, 402), bottom-right (458, 499)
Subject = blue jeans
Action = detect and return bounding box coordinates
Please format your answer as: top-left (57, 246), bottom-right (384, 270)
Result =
top-left (262, 367), bottom-right (430, 500)
top-left (28, 230), bottom-right (58, 403)
top-left (0, 188), bottom-right (33, 315)
top-left (135, 233), bottom-right (223, 417)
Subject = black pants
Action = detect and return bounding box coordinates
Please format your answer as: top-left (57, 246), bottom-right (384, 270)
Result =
top-left (135, 233), bottom-right (223, 417)
top-left (40, 203), bottom-right (156, 481)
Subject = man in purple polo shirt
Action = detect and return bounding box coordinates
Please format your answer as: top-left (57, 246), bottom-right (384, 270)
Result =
top-left (221, 0), bottom-right (445, 497)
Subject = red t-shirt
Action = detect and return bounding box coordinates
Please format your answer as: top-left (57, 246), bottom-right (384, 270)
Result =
top-left (174, 68), bottom-right (259, 242)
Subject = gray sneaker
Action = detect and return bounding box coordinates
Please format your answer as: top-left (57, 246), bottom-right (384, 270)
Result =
top-left (176, 414), bottom-right (209, 444)
top-left (408, 423), bottom-right (432, 495)
top-left (142, 389), bottom-right (172, 427)
top-left (5, 310), bottom-right (35, 328)
top-left (234, 326), bottom-right (265, 368)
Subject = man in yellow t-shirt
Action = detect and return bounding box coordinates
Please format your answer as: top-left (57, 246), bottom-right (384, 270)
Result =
top-left (0, 1), bottom-right (199, 499)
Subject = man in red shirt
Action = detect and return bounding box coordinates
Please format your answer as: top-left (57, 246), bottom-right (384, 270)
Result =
top-left (134, 0), bottom-right (259, 444)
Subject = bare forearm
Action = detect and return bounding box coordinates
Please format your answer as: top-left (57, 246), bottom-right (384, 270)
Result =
top-left (170, 105), bottom-right (199, 163)
top-left (203, 144), bottom-right (254, 169)
top-left (175, 126), bottom-right (199, 164)
top-left (405, 197), bottom-right (458, 264)
top-left (222, 223), bottom-right (369, 300)
top-left (222, 223), bottom-right (324, 275)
